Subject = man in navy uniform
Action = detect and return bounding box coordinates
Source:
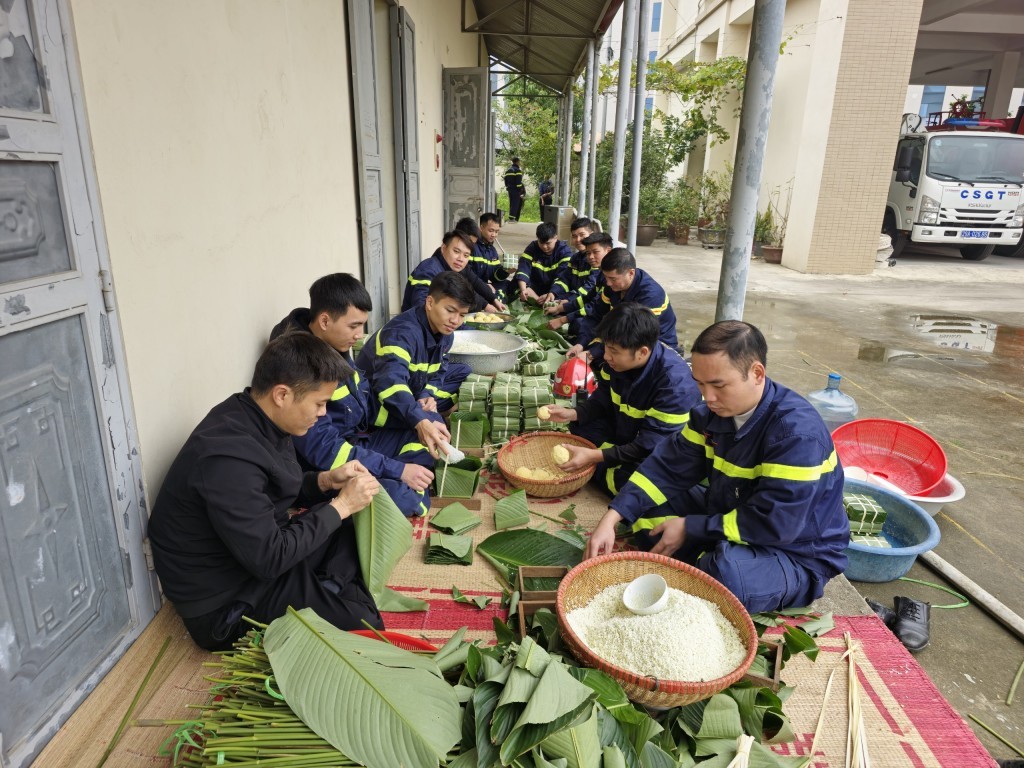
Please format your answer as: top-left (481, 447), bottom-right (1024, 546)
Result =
top-left (503, 156), bottom-right (526, 221)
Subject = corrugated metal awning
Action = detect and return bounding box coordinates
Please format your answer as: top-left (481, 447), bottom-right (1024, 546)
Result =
top-left (465, 0), bottom-right (624, 94)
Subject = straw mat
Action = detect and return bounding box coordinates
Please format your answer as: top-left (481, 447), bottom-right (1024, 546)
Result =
top-left (32, 472), bottom-right (995, 767)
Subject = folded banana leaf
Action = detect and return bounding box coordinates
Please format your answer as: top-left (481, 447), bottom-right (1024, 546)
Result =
top-left (494, 490), bottom-right (531, 531)
top-left (491, 384), bottom-right (522, 405)
top-left (465, 373), bottom-right (492, 383)
top-left (450, 412), bottom-right (489, 450)
top-left (425, 533), bottom-right (475, 565)
top-left (520, 376), bottom-right (552, 389)
top-left (434, 457), bottom-right (483, 499)
top-left (463, 399), bottom-right (489, 414)
top-left (354, 488), bottom-right (429, 612)
top-left (523, 417), bottom-right (547, 432)
top-left (459, 381), bottom-right (492, 400)
top-left (850, 532), bottom-right (892, 548)
top-left (495, 372), bottom-right (522, 384)
top-left (521, 388), bottom-right (554, 407)
top-left (490, 415), bottom-right (521, 431)
top-left (430, 502), bottom-right (482, 535)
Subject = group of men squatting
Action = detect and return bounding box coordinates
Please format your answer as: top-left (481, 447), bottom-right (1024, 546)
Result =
top-left (148, 214), bottom-right (851, 651)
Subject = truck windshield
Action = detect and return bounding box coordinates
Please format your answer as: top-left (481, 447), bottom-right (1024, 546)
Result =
top-left (926, 135), bottom-right (1024, 184)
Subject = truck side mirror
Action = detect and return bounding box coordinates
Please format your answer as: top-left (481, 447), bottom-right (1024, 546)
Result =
top-left (894, 145), bottom-right (914, 182)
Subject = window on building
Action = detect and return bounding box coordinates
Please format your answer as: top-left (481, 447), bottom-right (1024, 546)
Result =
top-left (919, 85), bottom-right (945, 119)
top-left (645, 96), bottom-right (654, 114)
top-left (648, 50), bottom-right (656, 63)
top-left (971, 85), bottom-right (987, 112)
top-left (651, 2), bottom-right (662, 32)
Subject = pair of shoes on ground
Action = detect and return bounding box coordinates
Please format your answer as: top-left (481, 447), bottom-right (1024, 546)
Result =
top-left (866, 596), bottom-right (930, 652)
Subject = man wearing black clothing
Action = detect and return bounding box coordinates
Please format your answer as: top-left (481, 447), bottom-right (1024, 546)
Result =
top-left (504, 156), bottom-right (526, 221)
top-left (147, 333), bottom-right (382, 650)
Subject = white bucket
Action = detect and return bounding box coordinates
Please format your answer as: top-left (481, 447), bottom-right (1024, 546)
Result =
top-left (905, 473), bottom-right (966, 517)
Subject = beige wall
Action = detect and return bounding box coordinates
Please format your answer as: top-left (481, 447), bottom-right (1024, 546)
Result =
top-left (70, 1), bottom-right (361, 493)
top-left (409, 1), bottom-right (483, 257)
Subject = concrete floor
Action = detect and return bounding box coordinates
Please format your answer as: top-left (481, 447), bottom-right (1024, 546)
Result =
top-left (500, 221), bottom-right (1024, 761)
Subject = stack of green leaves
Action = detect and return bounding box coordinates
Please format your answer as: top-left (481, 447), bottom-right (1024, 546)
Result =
top-left (434, 456), bottom-right (483, 498)
top-left (850, 532), bottom-right (893, 548)
top-left (491, 381), bottom-right (521, 405)
top-left (425, 533), bottom-right (475, 565)
top-left (494, 489), bottom-right (531, 530)
top-left (844, 492), bottom-right (888, 535)
top-left (490, 372), bottom-right (523, 442)
top-left (478, 527), bottom-right (585, 587)
top-left (430, 501), bottom-right (482, 535)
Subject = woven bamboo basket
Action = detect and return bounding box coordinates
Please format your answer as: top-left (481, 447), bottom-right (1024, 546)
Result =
top-left (497, 431), bottom-right (596, 497)
top-left (556, 552), bottom-right (758, 707)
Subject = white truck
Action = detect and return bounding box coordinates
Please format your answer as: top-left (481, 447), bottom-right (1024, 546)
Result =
top-left (884, 121), bottom-right (1024, 261)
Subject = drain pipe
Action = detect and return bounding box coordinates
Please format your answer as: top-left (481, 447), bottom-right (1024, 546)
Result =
top-left (920, 550), bottom-right (1024, 644)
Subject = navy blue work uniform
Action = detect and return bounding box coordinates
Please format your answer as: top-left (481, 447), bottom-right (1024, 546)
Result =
top-left (578, 268), bottom-right (678, 353)
top-left (515, 239), bottom-right (573, 297)
top-left (401, 249), bottom-right (496, 313)
top-left (504, 163), bottom-right (526, 220)
top-left (355, 305), bottom-right (470, 431)
top-left (610, 379), bottom-right (850, 613)
top-left (269, 309), bottom-right (431, 517)
top-left (570, 342), bottom-right (701, 496)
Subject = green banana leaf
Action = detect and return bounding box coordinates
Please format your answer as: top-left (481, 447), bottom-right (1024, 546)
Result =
top-left (495, 489), bottom-right (531, 530)
top-left (499, 661), bottom-right (596, 764)
top-left (638, 742), bottom-right (678, 768)
top-left (477, 529), bottom-right (584, 585)
top-left (569, 668), bottom-right (650, 726)
top-left (532, 748), bottom-right (569, 767)
top-left (596, 710), bottom-right (642, 768)
top-left (430, 502), bottom-right (482, 535)
top-left (539, 705), bottom-right (603, 768)
top-left (602, 745), bottom-right (627, 768)
top-left (472, 680), bottom-right (505, 768)
top-left (354, 488), bottom-right (429, 612)
top-left (435, 457), bottom-right (483, 499)
top-left (425, 534), bottom-right (474, 565)
top-left (263, 607), bottom-right (460, 768)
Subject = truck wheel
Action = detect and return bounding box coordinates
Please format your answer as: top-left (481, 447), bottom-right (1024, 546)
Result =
top-left (960, 244), bottom-right (994, 261)
top-left (882, 211), bottom-right (907, 258)
top-left (994, 234), bottom-right (1024, 258)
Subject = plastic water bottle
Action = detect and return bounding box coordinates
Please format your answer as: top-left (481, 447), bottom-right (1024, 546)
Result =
top-left (807, 373), bottom-right (859, 433)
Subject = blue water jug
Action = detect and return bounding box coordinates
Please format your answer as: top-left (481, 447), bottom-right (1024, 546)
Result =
top-left (807, 373), bottom-right (859, 433)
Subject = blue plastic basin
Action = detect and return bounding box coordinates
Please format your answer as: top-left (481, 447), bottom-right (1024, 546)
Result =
top-left (843, 478), bottom-right (941, 583)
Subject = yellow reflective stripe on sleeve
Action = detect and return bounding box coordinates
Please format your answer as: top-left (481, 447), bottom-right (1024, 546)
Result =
top-left (554, 280), bottom-right (569, 291)
top-left (330, 441), bottom-right (354, 470)
top-left (425, 383), bottom-right (455, 399)
top-left (469, 255), bottom-right (500, 266)
top-left (609, 388), bottom-right (644, 419)
top-left (375, 333), bottom-right (412, 364)
top-left (723, 509), bottom-right (745, 543)
top-left (598, 367), bottom-right (611, 381)
top-left (631, 515), bottom-right (674, 533)
top-left (330, 372), bottom-right (360, 401)
top-left (400, 442), bottom-right (428, 455)
top-left (378, 383), bottom-right (413, 402)
top-left (408, 277), bottom-right (431, 286)
top-left (374, 405), bottom-right (389, 427)
top-left (646, 408), bottom-right (689, 425)
top-left (649, 295), bottom-right (670, 316)
top-left (606, 467), bottom-right (618, 494)
top-left (681, 425), bottom-right (708, 447)
top-left (409, 362), bottom-right (442, 373)
top-left (760, 450), bottom-right (839, 481)
top-left (533, 260), bottom-right (567, 272)
top-left (628, 471), bottom-right (667, 506)
top-left (601, 291), bottom-right (612, 304)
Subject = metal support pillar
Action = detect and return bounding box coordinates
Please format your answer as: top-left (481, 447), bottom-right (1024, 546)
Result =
top-left (626, 0), bottom-right (652, 253)
top-left (554, 99), bottom-right (565, 207)
top-left (577, 40), bottom-right (595, 215)
top-left (608, 0), bottom-right (637, 236)
top-left (715, 0), bottom-right (786, 322)
top-left (587, 36), bottom-right (601, 218)
top-left (561, 89), bottom-right (575, 206)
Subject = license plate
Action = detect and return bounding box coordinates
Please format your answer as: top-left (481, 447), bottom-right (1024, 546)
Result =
top-left (962, 230), bottom-right (988, 239)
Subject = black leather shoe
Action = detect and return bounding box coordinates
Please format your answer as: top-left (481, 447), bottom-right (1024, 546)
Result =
top-left (892, 596), bottom-right (930, 652)
top-left (866, 598), bottom-right (896, 628)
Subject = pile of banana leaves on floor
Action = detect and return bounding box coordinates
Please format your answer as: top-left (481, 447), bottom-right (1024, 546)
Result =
top-left (504, 299), bottom-right (570, 376)
top-left (158, 599), bottom-right (832, 768)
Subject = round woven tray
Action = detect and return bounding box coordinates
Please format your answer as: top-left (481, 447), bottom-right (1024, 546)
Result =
top-left (556, 552), bottom-right (758, 707)
top-left (496, 431), bottom-right (596, 498)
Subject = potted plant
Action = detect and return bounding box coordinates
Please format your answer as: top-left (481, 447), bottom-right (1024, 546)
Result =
top-left (753, 207), bottom-right (775, 258)
top-left (663, 181), bottom-right (700, 245)
top-left (759, 185), bottom-right (790, 264)
top-left (697, 168), bottom-right (731, 249)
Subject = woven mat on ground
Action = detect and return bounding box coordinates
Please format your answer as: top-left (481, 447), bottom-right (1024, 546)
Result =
top-left (32, 470), bottom-right (995, 767)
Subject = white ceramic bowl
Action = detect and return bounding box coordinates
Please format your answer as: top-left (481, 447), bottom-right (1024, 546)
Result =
top-left (622, 573), bottom-right (669, 615)
top-left (905, 473), bottom-right (965, 517)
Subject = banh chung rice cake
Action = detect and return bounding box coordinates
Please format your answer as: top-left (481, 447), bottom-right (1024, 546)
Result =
top-left (565, 582), bottom-right (746, 682)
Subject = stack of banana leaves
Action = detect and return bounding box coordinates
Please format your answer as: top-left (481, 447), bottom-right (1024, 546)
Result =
top-left (504, 301), bottom-right (571, 377)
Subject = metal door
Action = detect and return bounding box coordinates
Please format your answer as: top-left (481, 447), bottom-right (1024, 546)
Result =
top-left (347, 0), bottom-right (389, 332)
top-left (390, 5), bottom-right (421, 284)
top-left (0, 1), bottom-right (156, 765)
top-left (443, 67), bottom-right (489, 229)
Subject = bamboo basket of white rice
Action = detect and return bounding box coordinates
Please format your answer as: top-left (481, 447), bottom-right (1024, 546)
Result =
top-left (556, 552), bottom-right (758, 707)
top-left (448, 330), bottom-right (527, 374)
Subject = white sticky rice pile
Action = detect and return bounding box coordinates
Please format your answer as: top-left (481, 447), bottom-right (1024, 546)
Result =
top-left (451, 340), bottom-right (499, 354)
top-left (565, 582), bottom-right (747, 681)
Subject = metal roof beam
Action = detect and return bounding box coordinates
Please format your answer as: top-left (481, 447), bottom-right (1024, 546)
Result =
top-left (531, 1), bottom-right (595, 36)
top-left (464, 0), bottom-right (521, 32)
top-left (473, 30), bottom-right (594, 39)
